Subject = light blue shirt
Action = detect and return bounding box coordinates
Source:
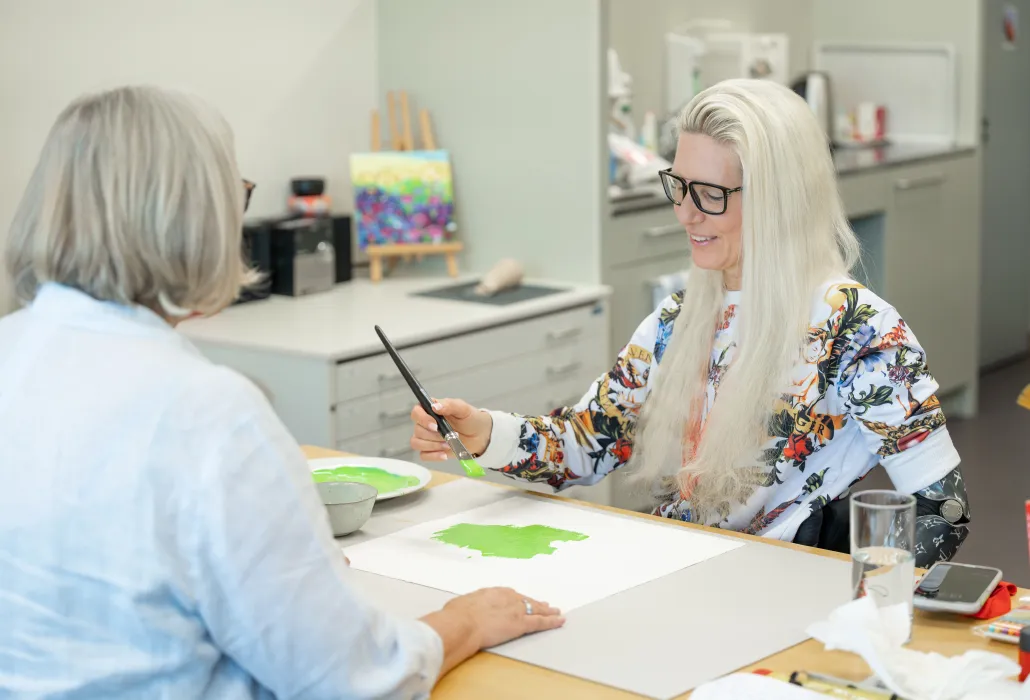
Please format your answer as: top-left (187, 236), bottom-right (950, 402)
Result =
top-left (0, 284), bottom-right (443, 699)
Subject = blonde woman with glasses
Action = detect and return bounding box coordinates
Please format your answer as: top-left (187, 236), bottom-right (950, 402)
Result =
top-left (0, 86), bottom-right (561, 699)
top-left (410, 79), bottom-right (971, 568)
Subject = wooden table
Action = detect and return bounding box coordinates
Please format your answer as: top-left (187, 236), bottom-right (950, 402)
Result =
top-left (304, 446), bottom-right (1020, 698)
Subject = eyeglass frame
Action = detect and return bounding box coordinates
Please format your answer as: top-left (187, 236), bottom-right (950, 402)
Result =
top-left (658, 168), bottom-right (741, 215)
top-left (243, 179), bottom-right (256, 212)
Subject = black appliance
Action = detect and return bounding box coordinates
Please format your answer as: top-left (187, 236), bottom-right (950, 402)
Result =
top-left (237, 219), bottom-right (273, 304)
top-left (331, 214), bottom-right (353, 283)
top-left (269, 216), bottom-right (336, 297)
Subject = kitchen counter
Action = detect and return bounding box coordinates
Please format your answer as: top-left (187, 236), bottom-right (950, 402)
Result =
top-left (180, 275), bottom-right (612, 361)
top-left (833, 142), bottom-right (975, 176)
top-left (608, 142), bottom-right (976, 215)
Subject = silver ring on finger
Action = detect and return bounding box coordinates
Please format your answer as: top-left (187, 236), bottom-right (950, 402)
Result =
top-left (523, 598), bottom-right (533, 615)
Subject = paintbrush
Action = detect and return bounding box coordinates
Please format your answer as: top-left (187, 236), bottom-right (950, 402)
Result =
top-left (374, 325), bottom-right (485, 478)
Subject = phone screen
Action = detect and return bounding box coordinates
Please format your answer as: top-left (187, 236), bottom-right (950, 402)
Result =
top-left (914, 564), bottom-right (998, 603)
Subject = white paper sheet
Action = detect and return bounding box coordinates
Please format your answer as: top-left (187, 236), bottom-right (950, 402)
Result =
top-left (345, 494), bottom-right (744, 612)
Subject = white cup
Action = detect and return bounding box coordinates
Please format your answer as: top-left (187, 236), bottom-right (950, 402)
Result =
top-left (857, 102), bottom-right (879, 142)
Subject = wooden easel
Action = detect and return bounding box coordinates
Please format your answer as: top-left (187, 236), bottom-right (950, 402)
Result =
top-left (366, 91), bottom-right (463, 283)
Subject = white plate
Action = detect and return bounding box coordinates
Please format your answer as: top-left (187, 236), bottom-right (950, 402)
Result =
top-left (308, 456), bottom-right (432, 501)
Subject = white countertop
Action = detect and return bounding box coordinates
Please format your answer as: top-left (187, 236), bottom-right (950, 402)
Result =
top-left (179, 275), bottom-right (612, 362)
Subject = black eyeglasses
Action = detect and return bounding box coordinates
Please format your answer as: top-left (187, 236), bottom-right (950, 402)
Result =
top-left (243, 179), bottom-right (256, 212)
top-left (658, 168), bottom-right (741, 215)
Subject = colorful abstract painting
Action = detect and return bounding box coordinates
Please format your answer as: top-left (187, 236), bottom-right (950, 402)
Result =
top-left (350, 150), bottom-right (456, 249)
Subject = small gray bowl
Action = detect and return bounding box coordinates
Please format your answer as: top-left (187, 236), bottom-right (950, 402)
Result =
top-left (315, 482), bottom-right (378, 536)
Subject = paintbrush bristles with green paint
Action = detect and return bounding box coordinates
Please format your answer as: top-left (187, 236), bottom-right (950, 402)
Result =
top-left (374, 325), bottom-right (485, 479)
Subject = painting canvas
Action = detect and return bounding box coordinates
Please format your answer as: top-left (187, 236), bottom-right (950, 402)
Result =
top-left (350, 150), bottom-right (456, 249)
top-left (343, 494), bottom-right (744, 612)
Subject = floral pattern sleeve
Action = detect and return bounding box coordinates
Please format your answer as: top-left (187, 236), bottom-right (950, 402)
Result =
top-left (835, 291), bottom-right (961, 494)
top-left (476, 294), bottom-right (683, 491)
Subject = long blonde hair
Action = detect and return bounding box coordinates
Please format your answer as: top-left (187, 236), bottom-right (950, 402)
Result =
top-left (629, 79), bottom-right (860, 521)
top-left (5, 85), bottom-right (256, 316)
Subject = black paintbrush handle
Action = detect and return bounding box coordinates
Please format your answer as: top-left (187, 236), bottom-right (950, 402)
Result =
top-left (374, 325), bottom-right (451, 439)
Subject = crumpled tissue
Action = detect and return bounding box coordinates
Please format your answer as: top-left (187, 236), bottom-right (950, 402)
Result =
top-left (807, 596), bottom-right (1024, 700)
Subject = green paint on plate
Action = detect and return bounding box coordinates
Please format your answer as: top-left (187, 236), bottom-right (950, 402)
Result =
top-left (431, 523), bottom-right (589, 559)
top-left (311, 466), bottom-right (420, 494)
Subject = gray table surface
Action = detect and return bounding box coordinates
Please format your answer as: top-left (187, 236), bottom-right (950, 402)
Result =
top-left (340, 480), bottom-right (850, 699)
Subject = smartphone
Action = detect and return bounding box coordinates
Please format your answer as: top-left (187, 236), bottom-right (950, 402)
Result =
top-left (913, 562), bottom-right (1003, 614)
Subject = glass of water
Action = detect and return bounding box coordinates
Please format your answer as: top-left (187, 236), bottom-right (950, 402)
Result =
top-left (851, 490), bottom-right (916, 637)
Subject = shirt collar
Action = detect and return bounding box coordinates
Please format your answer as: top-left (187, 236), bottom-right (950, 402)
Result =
top-left (29, 283), bottom-right (181, 338)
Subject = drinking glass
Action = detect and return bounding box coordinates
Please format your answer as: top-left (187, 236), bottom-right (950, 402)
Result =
top-left (850, 490), bottom-right (916, 638)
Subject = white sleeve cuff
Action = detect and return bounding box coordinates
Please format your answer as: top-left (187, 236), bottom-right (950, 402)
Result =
top-left (409, 620), bottom-right (445, 698)
top-left (475, 410), bottom-right (521, 470)
top-left (881, 427), bottom-right (961, 494)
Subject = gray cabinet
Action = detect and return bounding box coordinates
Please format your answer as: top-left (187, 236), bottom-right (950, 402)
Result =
top-left (604, 254), bottom-right (691, 353)
top-left (601, 203), bottom-right (691, 355)
top-left (883, 157), bottom-right (979, 400)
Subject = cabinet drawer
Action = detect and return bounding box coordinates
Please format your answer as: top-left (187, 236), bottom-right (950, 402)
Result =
top-left (338, 425), bottom-right (415, 460)
top-left (336, 373), bottom-right (596, 456)
top-left (335, 376), bottom-right (612, 505)
top-left (425, 382), bottom-right (614, 506)
top-left (482, 373), bottom-right (598, 417)
top-left (838, 169), bottom-right (887, 219)
top-left (337, 371), bottom-right (596, 453)
top-left (334, 342), bottom-right (603, 441)
top-left (334, 304), bottom-right (605, 404)
top-left (602, 206), bottom-right (686, 268)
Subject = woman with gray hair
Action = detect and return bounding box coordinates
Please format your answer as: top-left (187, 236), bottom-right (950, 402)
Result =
top-left (0, 86), bottom-right (561, 699)
top-left (410, 79), bottom-right (970, 568)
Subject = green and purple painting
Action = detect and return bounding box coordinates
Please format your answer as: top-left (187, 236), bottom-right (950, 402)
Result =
top-left (350, 150), bottom-right (456, 249)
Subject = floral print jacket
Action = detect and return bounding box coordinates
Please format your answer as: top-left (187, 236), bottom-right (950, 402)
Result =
top-left (477, 281), bottom-right (961, 542)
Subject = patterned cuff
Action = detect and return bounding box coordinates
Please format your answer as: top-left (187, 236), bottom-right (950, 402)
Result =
top-left (475, 410), bottom-right (521, 470)
top-left (881, 427), bottom-right (961, 495)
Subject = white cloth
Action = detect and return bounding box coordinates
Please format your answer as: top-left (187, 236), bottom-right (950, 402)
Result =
top-left (0, 284), bottom-right (443, 699)
top-left (808, 596), bottom-right (1020, 700)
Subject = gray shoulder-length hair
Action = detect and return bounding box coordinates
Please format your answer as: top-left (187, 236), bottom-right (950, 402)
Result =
top-left (5, 85), bottom-right (256, 316)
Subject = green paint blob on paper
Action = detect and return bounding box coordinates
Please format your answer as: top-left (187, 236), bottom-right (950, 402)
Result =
top-left (431, 523), bottom-right (589, 559)
top-left (311, 466), bottom-right (419, 493)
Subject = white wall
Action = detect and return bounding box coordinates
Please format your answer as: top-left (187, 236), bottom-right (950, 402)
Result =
top-left (812, 0), bottom-right (983, 146)
top-left (608, 0), bottom-right (816, 119)
top-left (376, 0), bottom-right (604, 283)
top-left (0, 0), bottom-right (378, 313)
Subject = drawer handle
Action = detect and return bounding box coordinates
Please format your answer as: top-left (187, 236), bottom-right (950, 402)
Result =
top-left (894, 174), bottom-right (945, 191)
top-left (379, 446), bottom-right (411, 459)
top-left (379, 408), bottom-right (412, 423)
top-left (546, 327), bottom-right (583, 344)
top-left (643, 224), bottom-right (683, 238)
top-left (378, 371), bottom-right (418, 386)
top-left (546, 361), bottom-right (582, 378)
